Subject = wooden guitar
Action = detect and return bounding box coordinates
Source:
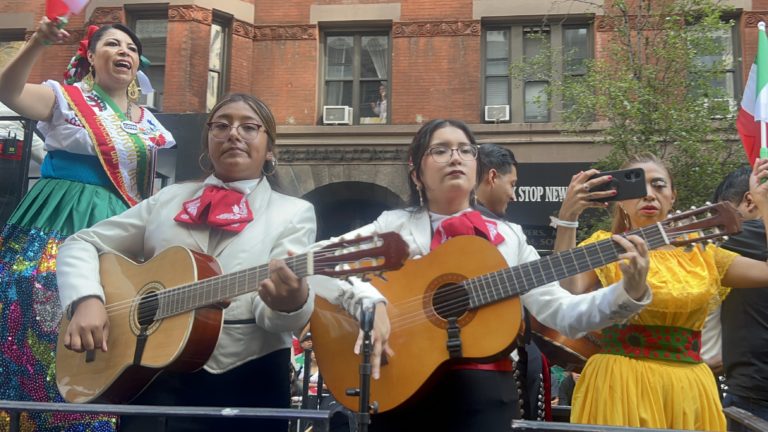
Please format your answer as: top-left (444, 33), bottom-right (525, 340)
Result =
top-left (529, 316), bottom-right (601, 373)
top-left (310, 203), bottom-right (741, 412)
top-left (55, 232), bottom-right (409, 404)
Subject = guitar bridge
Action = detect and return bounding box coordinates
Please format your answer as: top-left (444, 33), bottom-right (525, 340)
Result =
top-left (446, 317), bottom-right (462, 358)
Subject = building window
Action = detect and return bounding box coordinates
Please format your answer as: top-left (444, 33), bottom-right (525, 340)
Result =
top-left (483, 23), bottom-right (591, 123)
top-left (129, 10), bottom-right (168, 110)
top-left (323, 32), bottom-right (389, 125)
top-left (694, 25), bottom-right (739, 101)
top-left (207, 15), bottom-right (230, 112)
top-left (0, 31), bottom-right (24, 70)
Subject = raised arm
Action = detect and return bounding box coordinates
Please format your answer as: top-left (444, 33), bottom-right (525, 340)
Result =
top-left (553, 169), bottom-right (612, 293)
top-left (0, 17), bottom-right (63, 121)
top-left (722, 158), bottom-right (768, 288)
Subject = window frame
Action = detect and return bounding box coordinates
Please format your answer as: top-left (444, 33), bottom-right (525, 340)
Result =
top-left (127, 6), bottom-right (169, 111)
top-left (207, 11), bottom-right (232, 112)
top-left (481, 20), bottom-right (593, 123)
top-left (320, 28), bottom-right (391, 125)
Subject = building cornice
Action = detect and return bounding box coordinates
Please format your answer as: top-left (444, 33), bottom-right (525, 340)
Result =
top-left (393, 20), bottom-right (480, 38)
top-left (168, 5), bottom-right (213, 25)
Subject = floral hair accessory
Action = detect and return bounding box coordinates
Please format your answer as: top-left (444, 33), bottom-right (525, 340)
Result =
top-left (63, 25), bottom-right (99, 85)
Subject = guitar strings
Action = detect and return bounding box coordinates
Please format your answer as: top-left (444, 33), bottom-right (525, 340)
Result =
top-left (99, 225), bottom-right (697, 329)
top-left (385, 229), bottom-right (675, 333)
top-left (98, 244), bottom-right (378, 318)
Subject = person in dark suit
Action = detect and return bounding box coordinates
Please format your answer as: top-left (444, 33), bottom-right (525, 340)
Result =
top-left (713, 166), bottom-right (768, 430)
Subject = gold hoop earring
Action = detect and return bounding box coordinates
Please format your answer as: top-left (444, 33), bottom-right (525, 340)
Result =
top-left (262, 158), bottom-right (278, 176)
top-left (82, 66), bottom-right (94, 91)
top-left (198, 152), bottom-right (213, 173)
top-left (619, 205), bottom-right (632, 231)
top-left (127, 79), bottom-right (140, 102)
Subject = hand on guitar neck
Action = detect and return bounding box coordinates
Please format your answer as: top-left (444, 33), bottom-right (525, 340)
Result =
top-left (609, 234), bottom-right (650, 301)
top-left (62, 257), bottom-right (306, 355)
top-left (258, 258), bottom-right (309, 313)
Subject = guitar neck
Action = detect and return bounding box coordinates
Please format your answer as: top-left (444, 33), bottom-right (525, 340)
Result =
top-left (155, 253), bottom-right (313, 319)
top-left (467, 223), bottom-right (669, 309)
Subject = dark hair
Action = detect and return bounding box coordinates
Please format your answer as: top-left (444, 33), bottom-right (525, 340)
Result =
top-left (89, 24), bottom-right (143, 57)
top-left (477, 143), bottom-right (517, 179)
top-left (407, 119), bottom-right (478, 208)
top-left (712, 165), bottom-right (751, 206)
top-left (611, 153), bottom-right (673, 233)
top-left (201, 93), bottom-right (281, 190)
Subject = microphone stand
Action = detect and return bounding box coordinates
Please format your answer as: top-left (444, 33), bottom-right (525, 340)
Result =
top-left (346, 305), bottom-right (377, 432)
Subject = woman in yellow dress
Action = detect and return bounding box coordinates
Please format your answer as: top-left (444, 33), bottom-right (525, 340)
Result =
top-left (551, 153), bottom-right (768, 431)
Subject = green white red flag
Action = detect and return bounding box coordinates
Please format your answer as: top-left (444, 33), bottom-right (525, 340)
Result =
top-left (737, 21), bottom-right (768, 164)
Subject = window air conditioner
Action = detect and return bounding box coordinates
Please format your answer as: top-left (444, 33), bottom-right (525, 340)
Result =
top-left (322, 106), bottom-right (353, 125)
top-left (484, 105), bottom-right (510, 122)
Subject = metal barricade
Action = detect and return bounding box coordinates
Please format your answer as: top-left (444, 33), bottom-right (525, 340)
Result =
top-left (0, 400), bottom-right (345, 432)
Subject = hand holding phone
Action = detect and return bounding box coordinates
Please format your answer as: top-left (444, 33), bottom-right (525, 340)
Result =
top-left (587, 168), bottom-right (646, 202)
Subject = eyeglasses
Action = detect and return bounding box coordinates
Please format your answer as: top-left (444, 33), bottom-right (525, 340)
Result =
top-left (207, 121), bottom-right (263, 142)
top-left (426, 144), bottom-right (478, 164)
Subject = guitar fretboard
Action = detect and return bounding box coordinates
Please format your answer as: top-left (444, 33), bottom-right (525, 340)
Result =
top-left (154, 254), bottom-right (311, 319)
top-left (465, 223), bottom-right (669, 309)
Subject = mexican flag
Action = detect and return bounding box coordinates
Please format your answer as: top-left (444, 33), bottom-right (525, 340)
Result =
top-left (45, 0), bottom-right (89, 20)
top-left (737, 21), bottom-right (768, 164)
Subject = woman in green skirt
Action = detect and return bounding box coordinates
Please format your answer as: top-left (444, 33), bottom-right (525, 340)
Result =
top-left (0, 17), bottom-right (174, 431)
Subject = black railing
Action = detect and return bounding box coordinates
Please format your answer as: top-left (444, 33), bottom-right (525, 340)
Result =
top-left (0, 400), bottom-right (343, 432)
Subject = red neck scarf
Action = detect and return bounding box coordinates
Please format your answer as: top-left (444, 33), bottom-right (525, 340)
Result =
top-left (174, 186), bottom-right (254, 232)
top-left (430, 210), bottom-right (505, 251)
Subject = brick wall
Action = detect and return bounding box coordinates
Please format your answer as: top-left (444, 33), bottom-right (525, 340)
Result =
top-left (252, 37), bottom-right (318, 125)
top-left (162, 19), bottom-right (210, 113)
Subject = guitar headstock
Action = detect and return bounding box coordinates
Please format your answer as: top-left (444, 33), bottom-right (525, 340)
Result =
top-left (312, 232), bottom-right (409, 278)
top-left (661, 202), bottom-right (742, 247)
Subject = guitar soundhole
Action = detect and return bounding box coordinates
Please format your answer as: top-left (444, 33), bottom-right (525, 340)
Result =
top-left (432, 283), bottom-right (470, 320)
top-left (137, 292), bottom-right (159, 327)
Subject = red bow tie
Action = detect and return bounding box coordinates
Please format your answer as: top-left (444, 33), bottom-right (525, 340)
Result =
top-left (174, 186), bottom-right (254, 233)
top-left (430, 210), bottom-right (505, 251)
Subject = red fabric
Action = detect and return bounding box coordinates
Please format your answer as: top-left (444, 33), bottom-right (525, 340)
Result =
top-left (430, 210), bottom-right (505, 251)
top-left (449, 357), bottom-right (514, 372)
top-left (737, 107), bottom-right (763, 165)
top-left (45, 0), bottom-right (69, 19)
top-left (541, 354), bottom-right (552, 421)
top-left (174, 186), bottom-right (254, 233)
top-left (76, 25), bottom-right (99, 61)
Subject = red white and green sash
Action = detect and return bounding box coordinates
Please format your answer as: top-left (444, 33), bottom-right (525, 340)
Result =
top-left (60, 84), bottom-right (150, 206)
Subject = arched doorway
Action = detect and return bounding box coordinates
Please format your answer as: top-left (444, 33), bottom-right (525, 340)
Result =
top-left (303, 181), bottom-right (404, 240)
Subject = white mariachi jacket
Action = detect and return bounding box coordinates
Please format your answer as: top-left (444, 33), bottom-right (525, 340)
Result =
top-left (308, 208), bottom-right (651, 338)
top-left (57, 176), bottom-right (317, 373)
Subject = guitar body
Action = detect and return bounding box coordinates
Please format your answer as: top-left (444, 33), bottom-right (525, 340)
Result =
top-left (56, 246), bottom-right (223, 403)
top-left (311, 236), bottom-right (522, 413)
top-left (529, 316), bottom-right (602, 373)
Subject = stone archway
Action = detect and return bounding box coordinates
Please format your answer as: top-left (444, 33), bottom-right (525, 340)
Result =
top-left (303, 181), bottom-right (404, 240)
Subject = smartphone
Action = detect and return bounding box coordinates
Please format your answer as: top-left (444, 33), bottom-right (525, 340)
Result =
top-left (588, 167), bottom-right (646, 202)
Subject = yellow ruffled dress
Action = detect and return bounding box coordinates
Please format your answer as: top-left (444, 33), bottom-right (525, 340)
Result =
top-left (570, 230), bottom-right (738, 431)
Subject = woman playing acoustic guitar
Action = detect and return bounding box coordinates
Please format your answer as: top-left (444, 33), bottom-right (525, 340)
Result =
top-left (308, 119), bottom-right (653, 431)
top-left (553, 153), bottom-right (768, 430)
top-left (56, 93), bottom-right (315, 432)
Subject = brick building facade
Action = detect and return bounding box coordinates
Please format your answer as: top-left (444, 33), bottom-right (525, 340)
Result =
top-left (0, 0), bottom-right (759, 241)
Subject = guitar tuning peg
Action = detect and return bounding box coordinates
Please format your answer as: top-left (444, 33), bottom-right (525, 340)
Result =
top-left (377, 272), bottom-right (389, 282)
top-left (360, 274), bottom-right (371, 282)
top-left (690, 206), bottom-right (697, 210)
top-left (721, 235), bottom-right (729, 242)
top-left (705, 201), bottom-right (712, 206)
top-left (684, 244), bottom-right (695, 253)
top-left (675, 210), bottom-right (682, 215)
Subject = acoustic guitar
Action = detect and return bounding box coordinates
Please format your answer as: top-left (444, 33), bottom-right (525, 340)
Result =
top-left (310, 203), bottom-right (740, 412)
top-left (56, 232), bottom-right (409, 404)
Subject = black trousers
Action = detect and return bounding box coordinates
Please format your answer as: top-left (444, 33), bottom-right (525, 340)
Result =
top-left (368, 368), bottom-right (518, 432)
top-left (120, 348), bottom-right (291, 432)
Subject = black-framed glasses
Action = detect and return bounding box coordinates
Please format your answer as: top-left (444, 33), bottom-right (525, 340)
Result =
top-left (426, 144), bottom-right (478, 164)
top-left (207, 121), bottom-right (263, 142)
